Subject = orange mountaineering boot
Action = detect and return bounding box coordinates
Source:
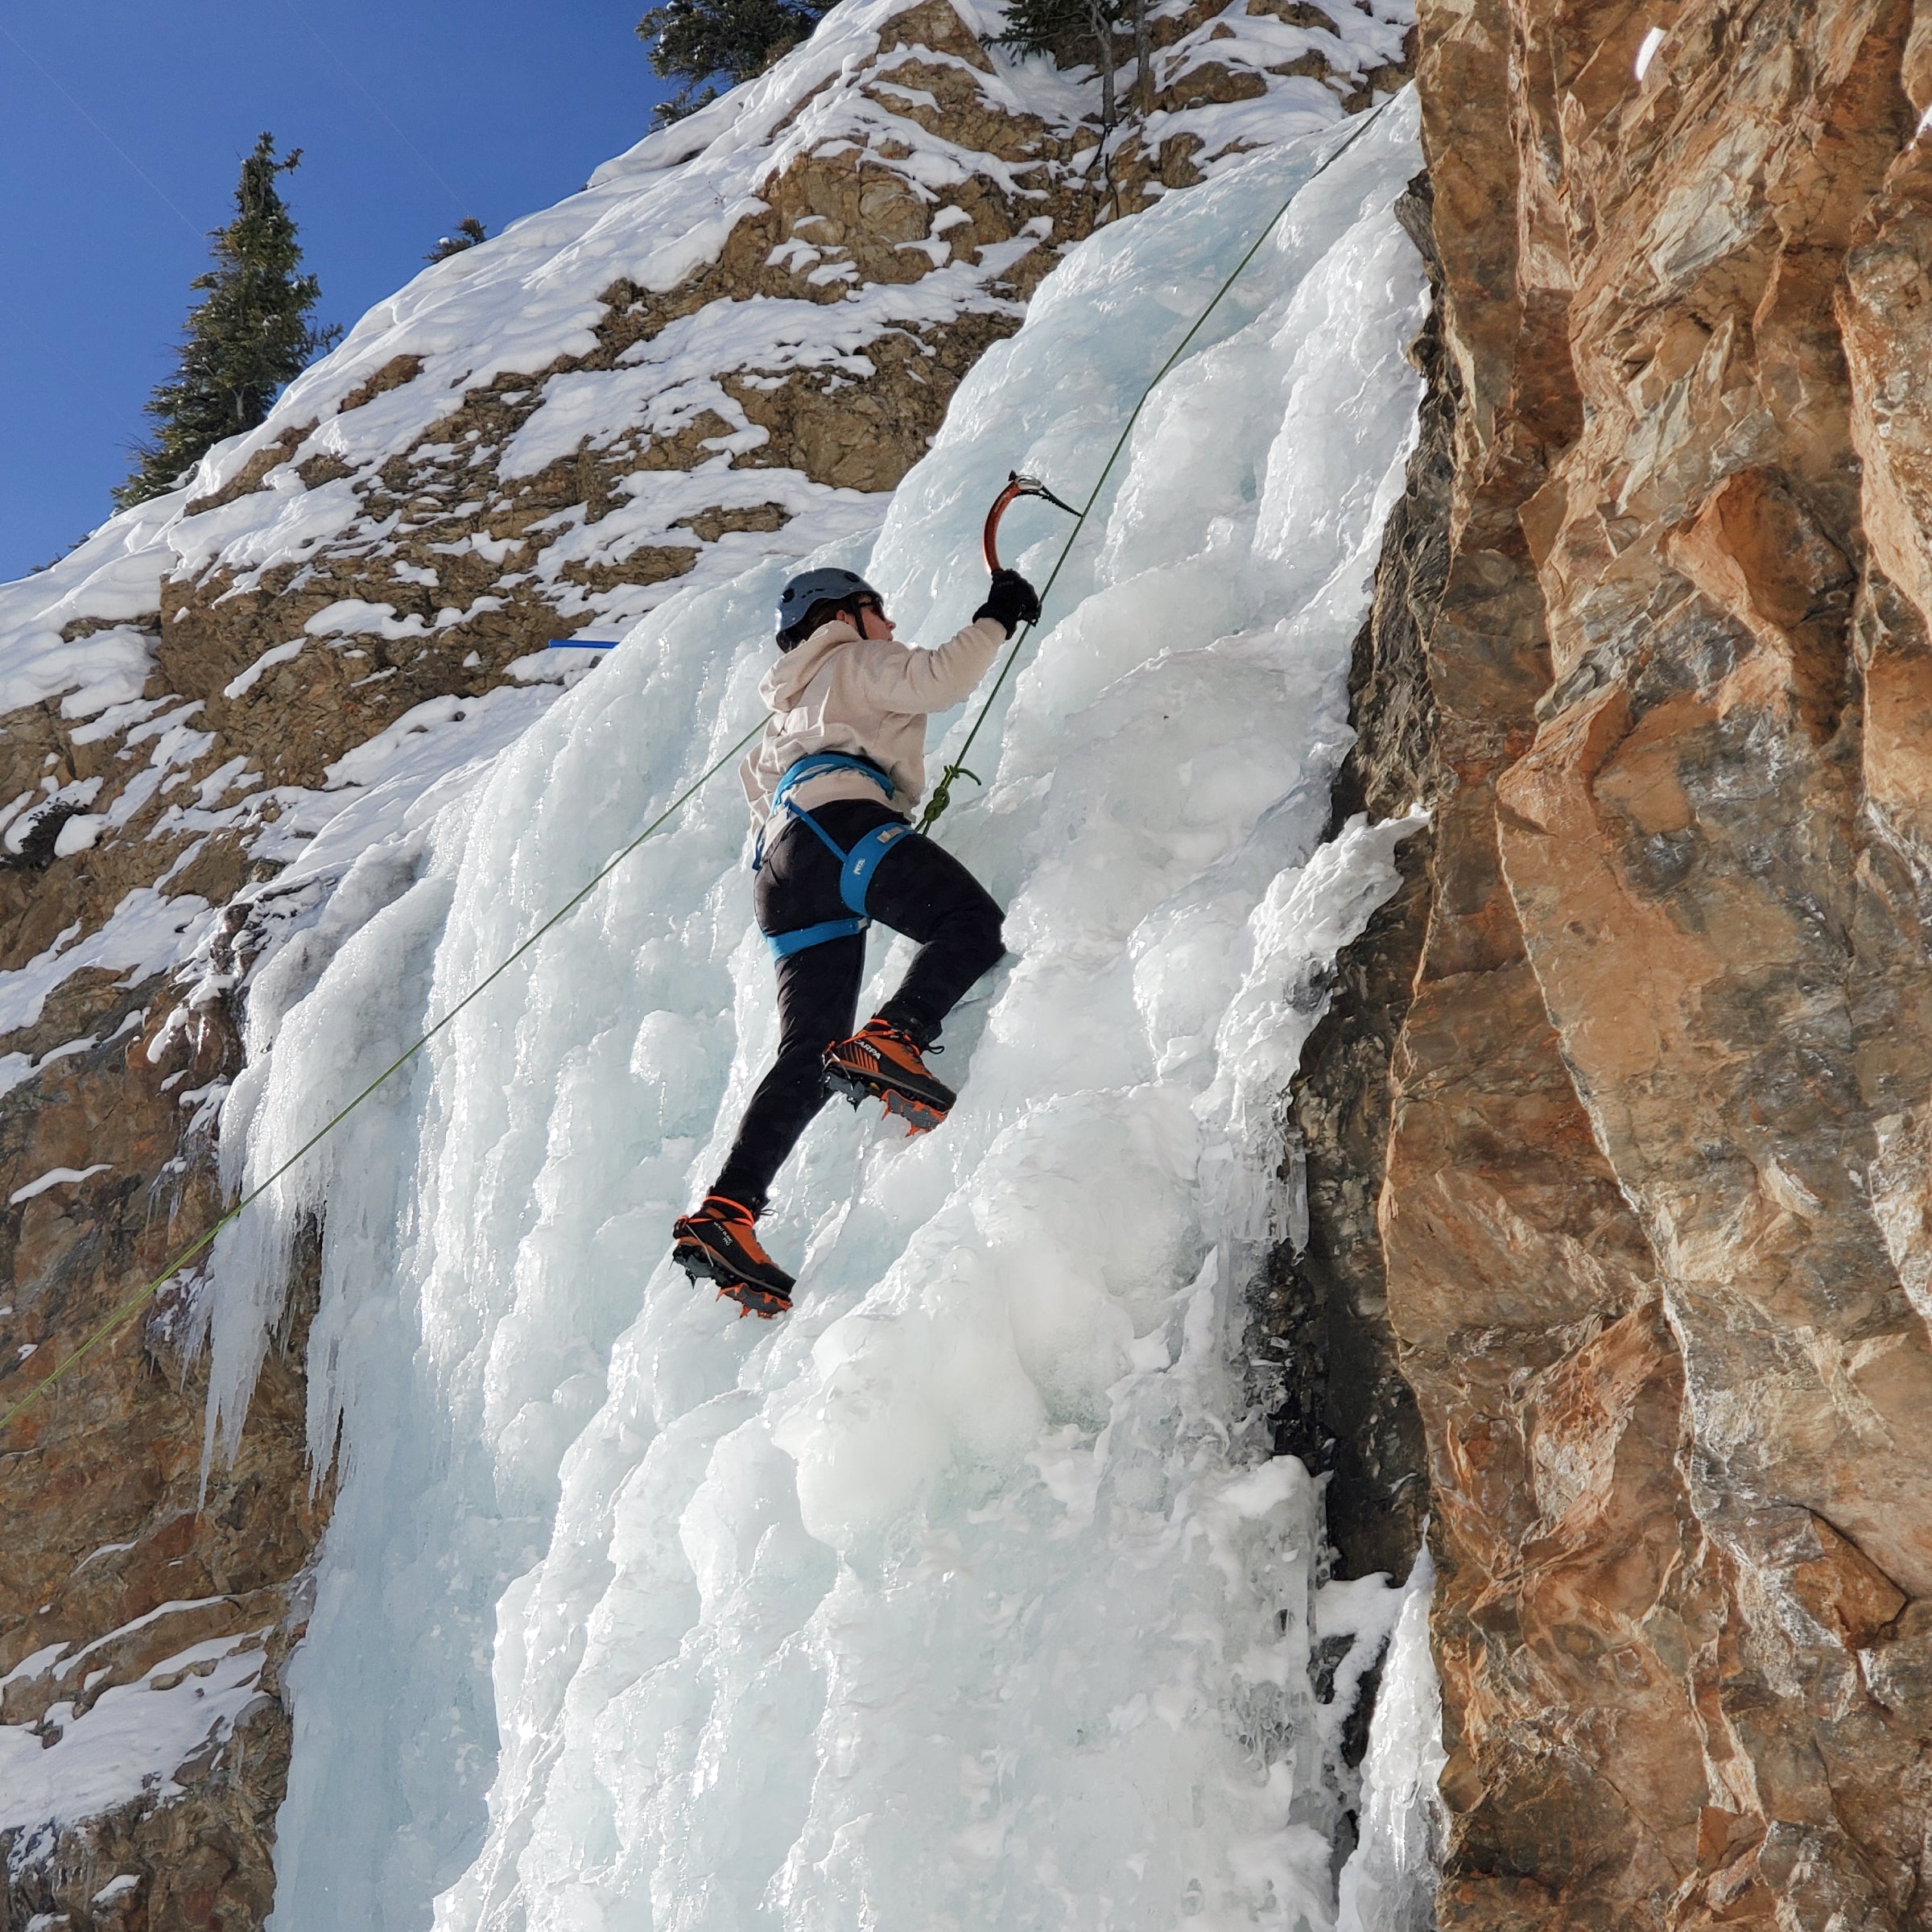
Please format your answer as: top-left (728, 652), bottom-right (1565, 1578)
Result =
top-left (671, 1195), bottom-right (795, 1318)
top-left (823, 1018), bottom-right (956, 1135)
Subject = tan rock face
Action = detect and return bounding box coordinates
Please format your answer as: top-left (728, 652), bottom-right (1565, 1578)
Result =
top-left (0, 985), bottom-right (328, 1932)
top-left (1348, 0), bottom-right (1932, 1919)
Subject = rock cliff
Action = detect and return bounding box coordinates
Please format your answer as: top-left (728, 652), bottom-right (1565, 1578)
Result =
top-left (0, 1), bottom-right (1409, 1923)
top-left (1298, 0), bottom-right (1932, 1922)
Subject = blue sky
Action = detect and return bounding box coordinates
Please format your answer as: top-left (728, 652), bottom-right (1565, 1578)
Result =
top-left (0, 1), bottom-right (674, 584)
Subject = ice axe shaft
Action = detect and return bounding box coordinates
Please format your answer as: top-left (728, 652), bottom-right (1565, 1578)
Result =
top-left (924, 473), bottom-right (1080, 835)
top-left (982, 471), bottom-right (1080, 573)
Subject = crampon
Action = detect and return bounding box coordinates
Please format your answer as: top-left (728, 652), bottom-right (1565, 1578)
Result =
top-left (824, 1019), bottom-right (956, 1136)
top-left (671, 1195), bottom-right (795, 1319)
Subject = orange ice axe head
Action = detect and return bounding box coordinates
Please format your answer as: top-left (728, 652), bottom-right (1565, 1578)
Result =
top-left (982, 471), bottom-right (1080, 573)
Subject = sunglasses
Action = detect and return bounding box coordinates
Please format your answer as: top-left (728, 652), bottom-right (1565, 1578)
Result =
top-left (852, 594), bottom-right (887, 620)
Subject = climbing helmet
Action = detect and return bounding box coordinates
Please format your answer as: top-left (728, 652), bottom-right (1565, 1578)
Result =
top-left (775, 567), bottom-right (882, 648)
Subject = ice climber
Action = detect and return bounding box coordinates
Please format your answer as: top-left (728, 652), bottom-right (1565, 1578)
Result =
top-left (672, 561), bottom-right (1041, 1318)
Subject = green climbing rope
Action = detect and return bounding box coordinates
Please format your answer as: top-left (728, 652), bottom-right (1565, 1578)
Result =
top-left (919, 97), bottom-right (1392, 835)
top-left (0, 718), bottom-right (766, 1443)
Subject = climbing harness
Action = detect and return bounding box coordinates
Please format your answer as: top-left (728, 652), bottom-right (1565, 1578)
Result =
top-left (1, 99), bottom-right (1397, 1446)
top-left (919, 94), bottom-right (1395, 835)
top-left (756, 751), bottom-right (914, 957)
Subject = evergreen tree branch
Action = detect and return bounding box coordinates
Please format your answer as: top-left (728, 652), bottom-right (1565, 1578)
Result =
top-left (115, 134), bottom-right (339, 510)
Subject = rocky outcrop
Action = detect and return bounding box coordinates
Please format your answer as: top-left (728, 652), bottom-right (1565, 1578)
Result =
top-left (0, 960), bottom-right (328, 1926)
top-left (0, 982), bottom-right (325, 1932)
top-left (1300, 0), bottom-right (1932, 1922)
top-left (1274, 172), bottom-right (1446, 1592)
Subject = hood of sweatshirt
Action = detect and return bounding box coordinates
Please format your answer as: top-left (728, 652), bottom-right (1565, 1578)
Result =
top-left (758, 620), bottom-right (857, 713)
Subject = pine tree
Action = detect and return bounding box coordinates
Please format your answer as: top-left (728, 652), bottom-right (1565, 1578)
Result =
top-left (115, 134), bottom-right (341, 510)
top-left (993, 0), bottom-right (1151, 126)
top-left (427, 217), bottom-right (489, 263)
top-left (636, 0), bottom-right (836, 127)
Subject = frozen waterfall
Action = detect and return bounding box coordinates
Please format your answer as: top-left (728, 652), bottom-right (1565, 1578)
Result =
top-left (204, 91), bottom-right (1439, 1932)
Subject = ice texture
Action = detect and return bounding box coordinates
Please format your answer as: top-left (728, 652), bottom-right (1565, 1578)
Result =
top-left (1334, 1550), bottom-right (1446, 1932)
top-left (201, 95), bottom-right (1439, 1931)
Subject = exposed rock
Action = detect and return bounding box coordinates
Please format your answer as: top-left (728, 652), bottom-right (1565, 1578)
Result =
top-left (1273, 171), bottom-right (1448, 1594)
top-left (1318, 0), bottom-right (1932, 1919)
top-left (0, 992), bottom-right (327, 1932)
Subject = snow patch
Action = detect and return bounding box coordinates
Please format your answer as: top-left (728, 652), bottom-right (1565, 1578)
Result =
top-left (224, 639), bottom-right (308, 700)
top-left (0, 889), bottom-right (214, 1036)
top-left (8, 1164), bottom-right (112, 1206)
top-left (0, 1037), bottom-right (93, 1102)
top-left (0, 1635), bottom-right (270, 1835)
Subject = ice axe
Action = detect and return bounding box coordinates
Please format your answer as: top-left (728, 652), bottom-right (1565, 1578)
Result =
top-left (922, 473), bottom-right (1080, 832)
top-left (981, 470), bottom-right (1080, 573)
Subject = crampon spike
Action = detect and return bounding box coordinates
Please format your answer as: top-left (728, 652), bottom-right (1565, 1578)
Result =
top-left (881, 1090), bottom-right (944, 1136)
top-left (826, 1074), bottom-right (943, 1133)
top-left (716, 1284), bottom-right (786, 1319)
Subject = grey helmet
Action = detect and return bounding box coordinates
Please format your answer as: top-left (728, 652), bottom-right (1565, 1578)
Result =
top-left (775, 567), bottom-right (880, 648)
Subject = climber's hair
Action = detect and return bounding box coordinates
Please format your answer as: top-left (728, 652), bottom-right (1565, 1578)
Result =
top-left (776, 597), bottom-right (860, 651)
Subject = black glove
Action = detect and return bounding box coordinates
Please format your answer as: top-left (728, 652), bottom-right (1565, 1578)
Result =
top-left (974, 568), bottom-right (1042, 637)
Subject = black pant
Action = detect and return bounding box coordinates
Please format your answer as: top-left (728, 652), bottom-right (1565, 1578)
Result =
top-left (709, 800), bottom-right (1005, 1214)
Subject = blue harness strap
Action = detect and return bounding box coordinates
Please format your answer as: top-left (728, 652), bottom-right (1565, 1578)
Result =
top-left (768, 914), bottom-right (869, 958)
top-left (772, 751), bottom-right (894, 816)
top-left (839, 821), bottom-right (910, 912)
top-left (753, 752), bottom-right (894, 870)
top-left (758, 753), bottom-right (918, 958)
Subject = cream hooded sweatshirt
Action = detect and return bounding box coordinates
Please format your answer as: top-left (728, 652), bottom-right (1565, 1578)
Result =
top-left (739, 613), bottom-right (1007, 830)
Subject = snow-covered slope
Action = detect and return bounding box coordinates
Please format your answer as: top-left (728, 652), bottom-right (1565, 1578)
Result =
top-left (0, 0), bottom-right (1410, 709)
top-left (196, 93), bottom-right (1436, 1930)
